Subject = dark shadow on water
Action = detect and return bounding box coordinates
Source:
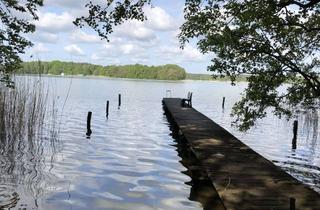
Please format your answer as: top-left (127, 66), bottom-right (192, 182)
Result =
top-left (163, 110), bottom-right (226, 210)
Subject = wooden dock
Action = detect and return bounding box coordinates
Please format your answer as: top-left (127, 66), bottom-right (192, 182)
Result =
top-left (163, 98), bottom-right (320, 210)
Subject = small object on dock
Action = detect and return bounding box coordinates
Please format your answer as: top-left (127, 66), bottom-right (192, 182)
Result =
top-left (106, 100), bottom-right (109, 118)
top-left (222, 97), bottom-right (225, 109)
top-left (118, 94), bottom-right (121, 109)
top-left (292, 120), bottom-right (298, 149)
top-left (86, 111), bottom-right (92, 136)
top-left (181, 92), bottom-right (192, 107)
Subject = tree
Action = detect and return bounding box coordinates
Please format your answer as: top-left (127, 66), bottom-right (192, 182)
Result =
top-left (75, 0), bottom-right (320, 130)
top-left (180, 0), bottom-right (320, 130)
top-left (0, 0), bottom-right (43, 86)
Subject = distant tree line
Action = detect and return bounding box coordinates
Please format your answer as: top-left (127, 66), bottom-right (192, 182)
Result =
top-left (20, 61), bottom-right (187, 80)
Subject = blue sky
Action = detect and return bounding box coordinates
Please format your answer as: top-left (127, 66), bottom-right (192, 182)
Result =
top-left (22, 0), bottom-right (212, 74)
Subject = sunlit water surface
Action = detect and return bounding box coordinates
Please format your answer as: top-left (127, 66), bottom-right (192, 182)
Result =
top-left (0, 76), bottom-right (319, 209)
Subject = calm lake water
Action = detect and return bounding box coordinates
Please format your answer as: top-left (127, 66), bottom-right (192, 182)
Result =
top-left (0, 76), bottom-right (319, 209)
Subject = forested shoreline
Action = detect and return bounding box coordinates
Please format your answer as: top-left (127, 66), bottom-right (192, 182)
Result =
top-left (20, 61), bottom-right (187, 80)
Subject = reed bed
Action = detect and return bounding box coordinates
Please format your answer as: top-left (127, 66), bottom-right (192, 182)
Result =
top-left (0, 75), bottom-right (60, 209)
top-left (0, 76), bottom-right (55, 141)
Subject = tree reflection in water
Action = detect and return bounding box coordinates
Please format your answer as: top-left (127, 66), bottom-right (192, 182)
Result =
top-left (300, 109), bottom-right (319, 155)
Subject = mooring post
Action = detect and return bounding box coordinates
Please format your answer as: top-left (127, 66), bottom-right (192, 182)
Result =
top-left (292, 120), bottom-right (298, 149)
top-left (222, 97), bottom-right (225, 109)
top-left (86, 111), bottom-right (92, 136)
top-left (290, 197), bottom-right (296, 210)
top-left (118, 94), bottom-right (121, 109)
top-left (106, 101), bottom-right (109, 118)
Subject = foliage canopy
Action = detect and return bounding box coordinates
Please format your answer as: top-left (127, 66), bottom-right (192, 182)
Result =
top-left (0, 0), bottom-right (43, 86)
top-left (180, 0), bottom-right (320, 130)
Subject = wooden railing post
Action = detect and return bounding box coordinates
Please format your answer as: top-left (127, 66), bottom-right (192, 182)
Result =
top-left (86, 111), bottom-right (92, 136)
top-left (118, 94), bottom-right (121, 109)
top-left (292, 120), bottom-right (298, 149)
top-left (106, 101), bottom-right (109, 118)
top-left (222, 97), bottom-right (225, 109)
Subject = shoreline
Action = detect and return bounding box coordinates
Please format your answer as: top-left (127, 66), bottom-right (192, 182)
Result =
top-left (15, 73), bottom-right (247, 84)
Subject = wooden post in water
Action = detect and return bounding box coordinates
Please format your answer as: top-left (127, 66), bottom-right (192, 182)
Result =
top-left (292, 120), bottom-right (298, 149)
top-left (118, 94), bottom-right (121, 109)
top-left (86, 111), bottom-right (92, 136)
top-left (222, 97), bottom-right (225, 109)
top-left (106, 101), bottom-right (109, 118)
top-left (290, 197), bottom-right (296, 210)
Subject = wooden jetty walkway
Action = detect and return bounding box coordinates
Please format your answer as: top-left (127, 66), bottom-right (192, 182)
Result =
top-left (163, 98), bottom-right (320, 210)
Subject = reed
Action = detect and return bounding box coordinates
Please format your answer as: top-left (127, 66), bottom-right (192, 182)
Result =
top-left (0, 75), bottom-right (60, 209)
top-left (0, 76), bottom-right (56, 141)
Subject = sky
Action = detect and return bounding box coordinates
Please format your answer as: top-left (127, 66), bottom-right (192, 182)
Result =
top-left (21, 0), bottom-right (212, 74)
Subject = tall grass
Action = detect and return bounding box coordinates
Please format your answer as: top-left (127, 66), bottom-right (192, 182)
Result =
top-left (0, 76), bottom-right (54, 141)
top-left (0, 75), bottom-right (60, 209)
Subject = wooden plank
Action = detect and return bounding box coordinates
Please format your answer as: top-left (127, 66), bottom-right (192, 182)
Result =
top-left (163, 98), bottom-right (320, 210)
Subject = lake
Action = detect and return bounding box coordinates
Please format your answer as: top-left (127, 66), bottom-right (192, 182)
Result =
top-left (0, 76), bottom-right (319, 209)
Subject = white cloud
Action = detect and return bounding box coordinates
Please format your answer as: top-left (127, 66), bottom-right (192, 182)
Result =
top-left (45, 0), bottom-right (105, 9)
top-left (44, 0), bottom-right (114, 18)
top-left (134, 37), bottom-right (160, 48)
top-left (114, 20), bottom-right (156, 41)
top-left (159, 44), bottom-right (205, 63)
top-left (107, 35), bottom-right (159, 49)
top-left (71, 30), bottom-right (101, 43)
top-left (64, 44), bottom-right (85, 56)
top-left (169, 30), bottom-right (181, 45)
top-left (91, 56), bottom-right (121, 65)
top-left (91, 54), bottom-right (102, 61)
top-left (91, 42), bottom-right (147, 62)
top-left (145, 7), bottom-right (177, 31)
top-left (30, 43), bottom-right (50, 54)
top-left (120, 44), bottom-right (135, 55)
top-left (35, 12), bottom-right (75, 33)
top-left (160, 46), bottom-right (180, 54)
top-left (130, 57), bottom-right (148, 64)
top-left (120, 44), bottom-right (145, 55)
top-left (102, 44), bottom-right (121, 57)
top-left (45, 0), bottom-right (87, 9)
top-left (30, 32), bottom-right (59, 43)
top-left (182, 45), bottom-right (204, 62)
top-left (90, 46), bottom-right (117, 61)
top-left (116, 43), bottom-right (147, 56)
top-left (112, 6), bottom-right (176, 42)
